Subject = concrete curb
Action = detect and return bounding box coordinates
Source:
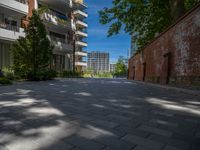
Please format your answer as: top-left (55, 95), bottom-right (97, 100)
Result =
top-left (133, 80), bottom-right (200, 96)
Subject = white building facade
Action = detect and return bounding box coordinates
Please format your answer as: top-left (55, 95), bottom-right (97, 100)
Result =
top-left (0, 0), bottom-right (88, 72)
top-left (0, 0), bottom-right (28, 69)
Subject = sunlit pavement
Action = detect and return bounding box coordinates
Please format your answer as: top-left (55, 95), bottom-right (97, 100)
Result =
top-left (0, 78), bottom-right (200, 150)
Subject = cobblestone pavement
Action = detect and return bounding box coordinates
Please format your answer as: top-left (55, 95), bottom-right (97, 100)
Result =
top-left (0, 78), bottom-right (200, 150)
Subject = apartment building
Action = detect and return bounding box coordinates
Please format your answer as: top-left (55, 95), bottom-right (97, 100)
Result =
top-left (0, 0), bottom-right (88, 72)
top-left (74, 0), bottom-right (88, 71)
top-left (87, 51), bottom-right (110, 73)
top-left (0, 0), bottom-right (28, 69)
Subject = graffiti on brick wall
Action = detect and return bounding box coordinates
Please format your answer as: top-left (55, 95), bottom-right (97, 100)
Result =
top-left (174, 23), bottom-right (190, 76)
top-left (194, 13), bottom-right (200, 27)
top-left (174, 9), bottom-right (200, 76)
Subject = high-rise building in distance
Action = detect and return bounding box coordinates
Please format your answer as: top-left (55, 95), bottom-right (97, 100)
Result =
top-left (87, 51), bottom-right (110, 73)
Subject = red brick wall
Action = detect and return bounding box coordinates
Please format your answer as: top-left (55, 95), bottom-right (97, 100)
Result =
top-left (128, 3), bottom-right (200, 86)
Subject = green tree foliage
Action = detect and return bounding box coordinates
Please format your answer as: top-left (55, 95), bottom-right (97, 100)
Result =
top-left (11, 10), bottom-right (54, 80)
top-left (185, 0), bottom-right (199, 9)
top-left (99, 0), bottom-right (199, 49)
top-left (114, 56), bottom-right (127, 77)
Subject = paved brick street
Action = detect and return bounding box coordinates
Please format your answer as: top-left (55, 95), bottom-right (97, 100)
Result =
top-left (0, 78), bottom-right (200, 150)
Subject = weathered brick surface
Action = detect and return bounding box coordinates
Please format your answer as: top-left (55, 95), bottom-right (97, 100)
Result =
top-left (128, 3), bottom-right (200, 86)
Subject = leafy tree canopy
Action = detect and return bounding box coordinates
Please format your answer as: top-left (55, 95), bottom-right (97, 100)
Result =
top-left (99, 0), bottom-right (199, 49)
top-left (11, 10), bottom-right (53, 80)
top-left (114, 56), bottom-right (128, 77)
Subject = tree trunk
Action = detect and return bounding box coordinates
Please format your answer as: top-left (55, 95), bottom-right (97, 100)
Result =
top-left (169, 0), bottom-right (186, 21)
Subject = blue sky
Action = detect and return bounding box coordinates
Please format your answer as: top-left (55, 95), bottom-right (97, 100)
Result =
top-left (84, 0), bottom-right (130, 63)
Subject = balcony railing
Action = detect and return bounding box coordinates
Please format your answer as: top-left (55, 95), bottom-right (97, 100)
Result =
top-left (0, 23), bottom-right (20, 32)
top-left (73, 0), bottom-right (87, 9)
top-left (14, 0), bottom-right (28, 5)
top-left (73, 10), bottom-right (88, 18)
top-left (75, 61), bottom-right (87, 66)
top-left (76, 20), bottom-right (88, 28)
top-left (75, 31), bottom-right (87, 37)
top-left (50, 36), bottom-right (66, 43)
top-left (75, 51), bottom-right (87, 57)
top-left (42, 10), bottom-right (70, 27)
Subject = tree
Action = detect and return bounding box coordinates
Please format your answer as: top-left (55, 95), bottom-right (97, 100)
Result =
top-left (114, 56), bottom-right (127, 77)
top-left (99, 0), bottom-right (199, 49)
top-left (11, 10), bottom-right (54, 80)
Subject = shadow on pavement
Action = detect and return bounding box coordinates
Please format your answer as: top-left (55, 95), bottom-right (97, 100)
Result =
top-left (0, 78), bottom-right (199, 150)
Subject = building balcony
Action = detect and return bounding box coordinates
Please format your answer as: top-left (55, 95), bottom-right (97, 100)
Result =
top-left (0, 0), bottom-right (28, 15)
top-left (76, 20), bottom-right (88, 28)
top-left (75, 61), bottom-right (87, 67)
top-left (73, 0), bottom-right (87, 10)
top-left (42, 12), bottom-right (72, 32)
top-left (75, 31), bottom-right (88, 38)
top-left (38, 0), bottom-right (73, 13)
top-left (0, 23), bottom-right (25, 41)
top-left (49, 36), bottom-right (73, 52)
top-left (75, 41), bottom-right (87, 47)
top-left (73, 10), bottom-right (88, 18)
top-left (75, 51), bottom-right (87, 57)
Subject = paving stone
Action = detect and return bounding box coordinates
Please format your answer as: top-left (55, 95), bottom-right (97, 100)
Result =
top-left (122, 134), bottom-right (163, 150)
top-left (172, 126), bottom-right (195, 136)
top-left (151, 110), bottom-right (174, 117)
top-left (70, 147), bottom-right (82, 150)
top-left (142, 121), bottom-right (160, 128)
top-left (85, 126), bottom-right (126, 139)
top-left (0, 144), bottom-right (9, 150)
top-left (71, 114), bottom-right (95, 122)
top-left (138, 125), bottom-right (172, 137)
top-left (63, 136), bottom-right (104, 150)
top-left (133, 146), bottom-right (150, 150)
top-left (44, 141), bottom-right (73, 150)
top-left (95, 136), bottom-right (135, 150)
top-left (107, 114), bottom-right (132, 121)
top-left (102, 147), bottom-right (113, 150)
top-left (148, 134), bottom-right (190, 150)
top-left (149, 119), bottom-right (178, 127)
top-left (76, 127), bottom-right (112, 139)
top-left (195, 132), bottom-right (200, 138)
top-left (172, 133), bottom-right (200, 144)
top-left (190, 143), bottom-right (200, 150)
top-left (91, 119), bottom-right (119, 128)
top-left (163, 145), bottom-right (181, 150)
top-left (115, 126), bottom-right (150, 138)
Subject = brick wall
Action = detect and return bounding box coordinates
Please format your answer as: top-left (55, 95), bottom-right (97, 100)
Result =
top-left (128, 3), bottom-right (200, 86)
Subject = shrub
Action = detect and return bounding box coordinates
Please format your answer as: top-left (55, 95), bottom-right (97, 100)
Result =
top-left (42, 69), bottom-right (57, 80)
top-left (0, 77), bottom-right (12, 85)
top-left (2, 67), bottom-right (15, 80)
top-left (27, 69), bottom-right (57, 81)
top-left (83, 73), bottom-right (92, 78)
top-left (94, 73), bottom-right (113, 78)
top-left (60, 70), bottom-right (82, 78)
top-left (14, 65), bottom-right (32, 79)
